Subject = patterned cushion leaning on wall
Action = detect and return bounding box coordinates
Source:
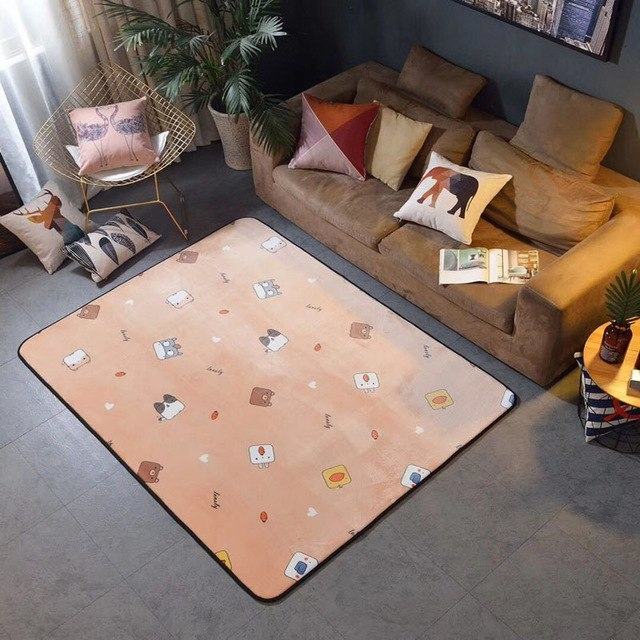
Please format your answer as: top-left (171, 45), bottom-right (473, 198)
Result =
top-left (0, 181), bottom-right (89, 274)
top-left (65, 210), bottom-right (160, 283)
top-left (510, 75), bottom-right (623, 181)
top-left (469, 131), bottom-right (615, 253)
top-left (354, 77), bottom-right (477, 179)
top-left (397, 45), bottom-right (486, 119)
top-left (288, 93), bottom-right (379, 181)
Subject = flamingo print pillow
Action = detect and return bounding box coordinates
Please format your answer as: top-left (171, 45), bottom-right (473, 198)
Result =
top-left (69, 97), bottom-right (159, 176)
top-left (394, 152), bottom-right (511, 244)
top-left (65, 211), bottom-right (160, 282)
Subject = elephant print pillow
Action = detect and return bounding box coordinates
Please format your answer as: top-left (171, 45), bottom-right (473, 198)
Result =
top-left (394, 152), bottom-right (511, 244)
top-left (69, 97), bottom-right (159, 176)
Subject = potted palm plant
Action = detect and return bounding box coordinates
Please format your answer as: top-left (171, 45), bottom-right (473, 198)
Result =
top-left (599, 269), bottom-right (640, 364)
top-left (100, 0), bottom-right (295, 170)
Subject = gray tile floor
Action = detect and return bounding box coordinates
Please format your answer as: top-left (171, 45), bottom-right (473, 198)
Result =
top-left (1, 144), bottom-right (638, 640)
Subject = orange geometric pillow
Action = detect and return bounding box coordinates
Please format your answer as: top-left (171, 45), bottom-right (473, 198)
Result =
top-left (288, 93), bottom-right (379, 180)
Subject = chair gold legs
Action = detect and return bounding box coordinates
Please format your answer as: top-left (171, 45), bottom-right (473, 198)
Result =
top-left (80, 172), bottom-right (189, 240)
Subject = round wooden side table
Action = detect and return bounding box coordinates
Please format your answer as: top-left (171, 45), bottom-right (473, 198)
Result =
top-left (582, 321), bottom-right (640, 451)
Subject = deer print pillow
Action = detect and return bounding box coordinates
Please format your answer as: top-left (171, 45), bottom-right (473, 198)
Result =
top-left (394, 152), bottom-right (511, 244)
top-left (68, 97), bottom-right (159, 176)
top-left (0, 181), bottom-right (89, 273)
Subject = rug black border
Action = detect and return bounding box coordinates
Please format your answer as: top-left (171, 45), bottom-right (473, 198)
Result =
top-left (18, 216), bottom-right (519, 604)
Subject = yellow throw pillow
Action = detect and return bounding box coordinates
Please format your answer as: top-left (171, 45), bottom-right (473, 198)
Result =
top-left (365, 102), bottom-right (432, 190)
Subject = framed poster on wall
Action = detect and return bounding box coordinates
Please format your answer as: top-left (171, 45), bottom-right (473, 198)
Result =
top-left (452, 0), bottom-right (620, 60)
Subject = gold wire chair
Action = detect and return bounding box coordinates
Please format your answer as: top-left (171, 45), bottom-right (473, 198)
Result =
top-left (33, 63), bottom-right (196, 239)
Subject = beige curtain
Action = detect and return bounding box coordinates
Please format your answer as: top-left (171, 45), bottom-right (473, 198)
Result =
top-left (80, 0), bottom-right (219, 148)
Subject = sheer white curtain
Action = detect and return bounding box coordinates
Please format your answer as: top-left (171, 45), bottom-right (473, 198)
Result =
top-left (0, 0), bottom-right (97, 202)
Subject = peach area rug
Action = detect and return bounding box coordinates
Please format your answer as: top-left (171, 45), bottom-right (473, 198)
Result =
top-left (19, 217), bottom-right (515, 600)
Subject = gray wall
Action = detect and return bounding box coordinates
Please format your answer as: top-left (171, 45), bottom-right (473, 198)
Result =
top-left (272, 0), bottom-right (640, 179)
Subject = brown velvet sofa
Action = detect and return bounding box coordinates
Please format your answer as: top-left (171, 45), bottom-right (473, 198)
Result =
top-left (250, 61), bottom-right (640, 386)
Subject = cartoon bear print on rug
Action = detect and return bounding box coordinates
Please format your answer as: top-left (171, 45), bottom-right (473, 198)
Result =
top-left (138, 460), bottom-right (163, 483)
top-left (249, 387), bottom-right (275, 407)
top-left (77, 304), bottom-right (100, 320)
top-left (349, 322), bottom-right (373, 339)
top-left (177, 250), bottom-right (198, 263)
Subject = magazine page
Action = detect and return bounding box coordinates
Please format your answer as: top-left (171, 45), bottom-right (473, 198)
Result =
top-left (488, 249), bottom-right (540, 284)
top-left (439, 248), bottom-right (489, 285)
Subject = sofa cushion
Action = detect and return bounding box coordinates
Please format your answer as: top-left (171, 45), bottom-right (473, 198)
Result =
top-left (288, 93), bottom-right (379, 181)
top-left (379, 218), bottom-right (558, 333)
top-left (273, 165), bottom-right (405, 248)
top-left (470, 131), bottom-right (615, 254)
top-left (510, 75), bottom-right (623, 180)
top-left (355, 77), bottom-right (476, 177)
top-left (397, 45), bottom-right (486, 119)
top-left (394, 152), bottom-right (512, 245)
top-left (365, 102), bottom-right (432, 190)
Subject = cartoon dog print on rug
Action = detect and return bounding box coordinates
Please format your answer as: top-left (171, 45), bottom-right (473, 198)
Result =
top-left (77, 304), bottom-right (100, 320)
top-left (249, 444), bottom-right (275, 469)
top-left (259, 329), bottom-right (288, 352)
top-left (252, 279), bottom-right (281, 299)
top-left (284, 552), bottom-right (318, 581)
top-left (260, 236), bottom-right (287, 253)
top-left (138, 461), bottom-right (163, 483)
top-left (249, 387), bottom-right (274, 406)
top-left (153, 394), bottom-right (185, 421)
top-left (353, 372), bottom-right (380, 392)
top-left (416, 166), bottom-right (479, 218)
top-left (63, 349), bottom-right (91, 371)
top-left (153, 338), bottom-right (182, 360)
top-left (166, 289), bottom-right (194, 308)
top-left (349, 322), bottom-right (373, 339)
top-left (401, 464), bottom-right (430, 488)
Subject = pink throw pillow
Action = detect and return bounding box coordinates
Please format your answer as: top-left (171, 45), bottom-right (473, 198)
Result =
top-left (69, 97), bottom-right (159, 176)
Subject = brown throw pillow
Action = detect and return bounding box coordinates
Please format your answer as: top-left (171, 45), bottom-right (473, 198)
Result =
top-left (355, 77), bottom-right (476, 178)
top-left (365, 102), bottom-right (432, 190)
top-left (510, 75), bottom-right (623, 181)
top-left (470, 131), bottom-right (615, 253)
top-left (397, 45), bottom-right (486, 119)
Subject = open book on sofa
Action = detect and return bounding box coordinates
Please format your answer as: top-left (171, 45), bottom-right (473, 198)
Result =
top-left (439, 248), bottom-right (539, 285)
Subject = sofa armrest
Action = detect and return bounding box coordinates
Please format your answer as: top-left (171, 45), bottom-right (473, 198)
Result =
top-left (514, 208), bottom-right (640, 376)
top-left (251, 61), bottom-right (398, 192)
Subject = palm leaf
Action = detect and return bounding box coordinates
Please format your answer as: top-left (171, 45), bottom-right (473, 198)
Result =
top-left (222, 68), bottom-right (254, 115)
top-left (605, 269), bottom-right (640, 322)
top-left (101, 0), bottom-right (293, 154)
top-left (249, 93), bottom-right (296, 156)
